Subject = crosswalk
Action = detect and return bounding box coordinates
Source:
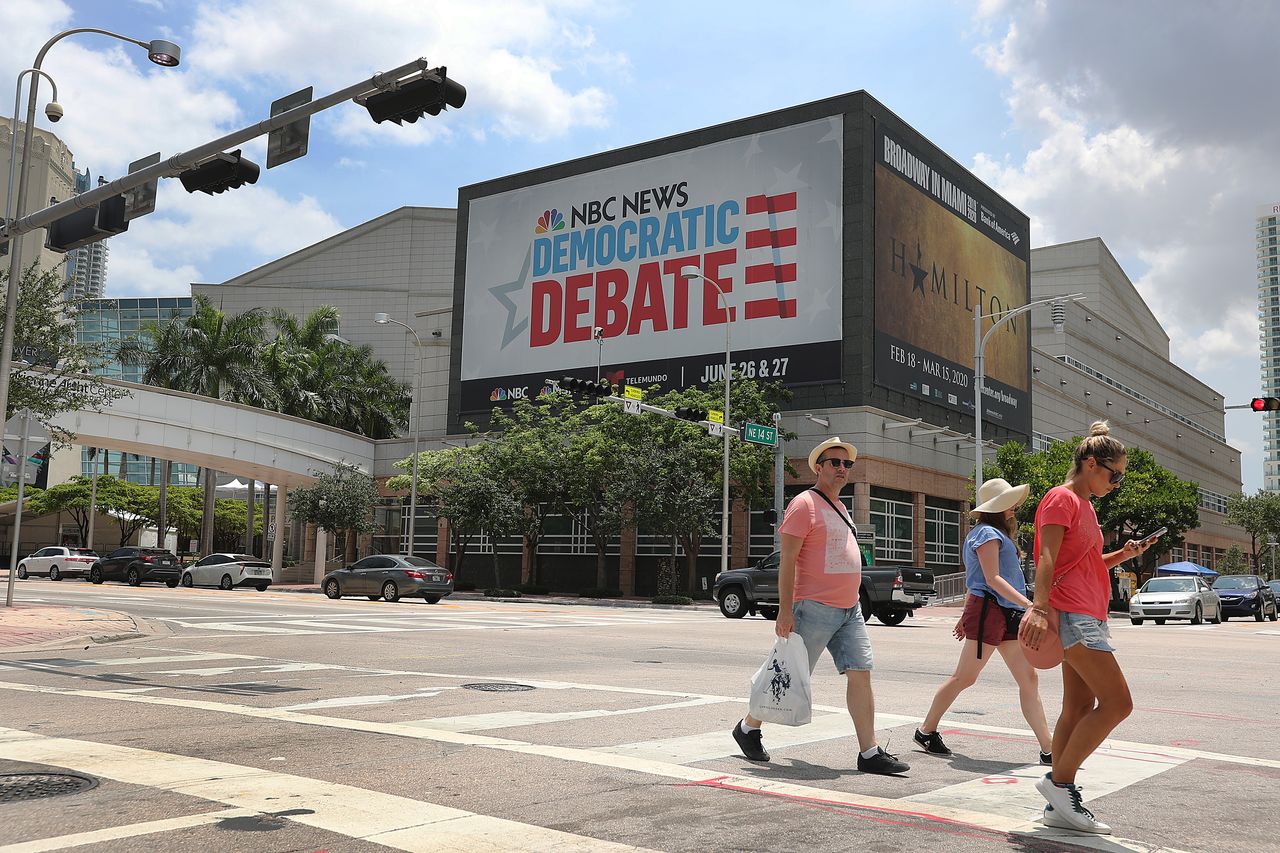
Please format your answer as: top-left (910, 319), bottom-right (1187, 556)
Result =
top-left (2, 645), bottom-right (1266, 852)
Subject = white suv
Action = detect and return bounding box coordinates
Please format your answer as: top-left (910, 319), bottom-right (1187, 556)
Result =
top-left (16, 547), bottom-right (100, 581)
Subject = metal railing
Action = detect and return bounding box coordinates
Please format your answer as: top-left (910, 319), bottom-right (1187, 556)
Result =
top-left (929, 571), bottom-right (968, 605)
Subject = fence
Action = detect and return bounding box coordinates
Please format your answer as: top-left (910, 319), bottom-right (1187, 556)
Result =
top-left (929, 571), bottom-right (967, 605)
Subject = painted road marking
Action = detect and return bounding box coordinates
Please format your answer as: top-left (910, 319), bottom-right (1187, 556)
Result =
top-left (415, 697), bottom-right (729, 732)
top-left (0, 677), bottom-right (1227, 851)
top-left (0, 727), bottom-right (656, 853)
top-left (904, 749), bottom-right (1186, 820)
top-left (278, 689), bottom-right (447, 711)
top-left (0, 808), bottom-right (257, 853)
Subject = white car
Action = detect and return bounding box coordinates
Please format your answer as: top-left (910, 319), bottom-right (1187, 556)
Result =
top-left (15, 547), bottom-right (100, 581)
top-left (180, 552), bottom-right (273, 591)
top-left (1129, 576), bottom-right (1221, 625)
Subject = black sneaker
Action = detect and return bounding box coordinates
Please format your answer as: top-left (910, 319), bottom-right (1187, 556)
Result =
top-left (1040, 751), bottom-right (1053, 766)
top-left (732, 721), bottom-right (769, 762)
top-left (913, 728), bottom-right (952, 756)
top-left (857, 746), bottom-right (910, 775)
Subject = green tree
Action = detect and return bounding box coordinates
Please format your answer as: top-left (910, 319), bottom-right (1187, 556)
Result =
top-left (212, 498), bottom-right (264, 552)
top-left (986, 439), bottom-right (1201, 574)
top-left (288, 463), bottom-right (381, 537)
top-left (1225, 490), bottom-right (1280, 569)
top-left (1222, 544), bottom-right (1247, 575)
top-left (27, 478), bottom-right (95, 544)
top-left (3, 262), bottom-right (128, 424)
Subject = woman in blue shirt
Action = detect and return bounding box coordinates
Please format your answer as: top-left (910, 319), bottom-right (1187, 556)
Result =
top-left (914, 478), bottom-right (1054, 763)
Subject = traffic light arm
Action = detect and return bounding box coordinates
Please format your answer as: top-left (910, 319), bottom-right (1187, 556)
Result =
top-left (0, 57), bottom-right (443, 247)
top-left (542, 379), bottom-right (742, 437)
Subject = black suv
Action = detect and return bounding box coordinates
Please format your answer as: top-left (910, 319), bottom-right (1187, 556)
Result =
top-left (1212, 574), bottom-right (1279, 622)
top-left (89, 547), bottom-right (181, 587)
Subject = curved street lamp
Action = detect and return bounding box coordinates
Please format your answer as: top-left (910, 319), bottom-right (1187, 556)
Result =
top-left (679, 265), bottom-right (734, 578)
top-left (1, 27), bottom-right (183, 466)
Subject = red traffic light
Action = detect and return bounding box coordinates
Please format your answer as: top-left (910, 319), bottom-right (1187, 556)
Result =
top-left (1252, 397), bottom-right (1280, 411)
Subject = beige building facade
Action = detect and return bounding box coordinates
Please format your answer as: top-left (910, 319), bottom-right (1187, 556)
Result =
top-left (1, 117), bottom-right (76, 277)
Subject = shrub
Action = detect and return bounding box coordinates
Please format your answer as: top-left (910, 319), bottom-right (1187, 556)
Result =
top-left (455, 582), bottom-right (477, 592)
top-left (578, 587), bottom-right (624, 599)
top-left (484, 588), bottom-right (521, 598)
top-left (517, 585), bottom-right (550, 595)
top-left (651, 594), bottom-right (694, 605)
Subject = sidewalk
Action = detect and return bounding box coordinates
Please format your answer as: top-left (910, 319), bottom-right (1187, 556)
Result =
top-left (0, 604), bottom-right (164, 653)
top-left (269, 583), bottom-right (722, 611)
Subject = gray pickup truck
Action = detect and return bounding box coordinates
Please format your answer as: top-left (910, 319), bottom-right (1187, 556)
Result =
top-left (711, 550), bottom-right (936, 626)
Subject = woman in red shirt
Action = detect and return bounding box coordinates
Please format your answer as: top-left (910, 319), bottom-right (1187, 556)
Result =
top-left (1021, 422), bottom-right (1152, 835)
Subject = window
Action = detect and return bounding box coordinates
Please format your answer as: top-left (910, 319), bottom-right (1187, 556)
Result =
top-left (350, 557), bottom-right (378, 570)
top-left (924, 504), bottom-right (961, 569)
top-left (870, 492), bottom-right (913, 564)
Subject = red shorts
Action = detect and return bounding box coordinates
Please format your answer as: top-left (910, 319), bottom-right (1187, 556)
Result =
top-left (960, 593), bottom-right (1018, 644)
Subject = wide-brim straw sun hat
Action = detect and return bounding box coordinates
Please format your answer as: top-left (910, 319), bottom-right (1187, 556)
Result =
top-left (971, 477), bottom-right (1030, 515)
top-left (807, 437), bottom-right (858, 474)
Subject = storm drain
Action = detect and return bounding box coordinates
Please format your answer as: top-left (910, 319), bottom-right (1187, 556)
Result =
top-left (462, 682), bottom-right (536, 693)
top-left (0, 773), bottom-right (98, 804)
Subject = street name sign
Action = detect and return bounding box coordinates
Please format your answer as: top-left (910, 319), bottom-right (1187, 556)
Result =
top-left (744, 422), bottom-right (778, 447)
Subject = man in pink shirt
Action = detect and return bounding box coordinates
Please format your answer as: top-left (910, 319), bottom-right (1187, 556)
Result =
top-left (732, 437), bottom-right (909, 775)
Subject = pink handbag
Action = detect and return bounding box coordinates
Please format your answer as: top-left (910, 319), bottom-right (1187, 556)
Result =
top-left (1019, 606), bottom-right (1063, 669)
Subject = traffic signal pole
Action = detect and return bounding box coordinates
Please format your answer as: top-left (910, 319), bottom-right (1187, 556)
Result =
top-left (0, 57), bottom-right (443, 248)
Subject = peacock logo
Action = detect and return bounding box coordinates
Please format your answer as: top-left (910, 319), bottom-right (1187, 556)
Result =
top-left (489, 388), bottom-right (508, 402)
top-left (535, 209), bottom-right (565, 234)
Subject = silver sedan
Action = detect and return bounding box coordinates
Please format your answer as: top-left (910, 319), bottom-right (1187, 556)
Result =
top-left (1129, 576), bottom-right (1221, 625)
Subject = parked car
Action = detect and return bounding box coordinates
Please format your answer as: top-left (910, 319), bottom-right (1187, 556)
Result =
top-left (1128, 576), bottom-right (1221, 625)
top-left (711, 550), bottom-right (935, 625)
top-left (88, 547), bottom-right (181, 587)
top-left (1270, 580), bottom-right (1280, 602)
top-left (14, 547), bottom-right (99, 581)
top-left (322, 555), bottom-right (454, 603)
top-left (1212, 574), bottom-right (1279, 622)
top-left (181, 553), bottom-right (273, 591)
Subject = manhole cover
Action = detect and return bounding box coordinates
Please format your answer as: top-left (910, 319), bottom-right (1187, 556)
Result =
top-left (0, 773), bottom-right (98, 804)
top-left (462, 682), bottom-right (535, 692)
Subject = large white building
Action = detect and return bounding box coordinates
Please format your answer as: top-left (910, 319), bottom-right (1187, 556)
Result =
top-left (1260, 203), bottom-right (1280, 492)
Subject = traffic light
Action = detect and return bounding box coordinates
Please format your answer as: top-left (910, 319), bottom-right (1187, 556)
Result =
top-left (45, 195), bottom-right (129, 252)
top-left (560, 376), bottom-right (612, 398)
top-left (1252, 398), bottom-right (1280, 412)
top-left (179, 149), bottom-right (261, 194)
top-left (674, 405), bottom-right (709, 422)
top-left (365, 68), bottom-right (466, 125)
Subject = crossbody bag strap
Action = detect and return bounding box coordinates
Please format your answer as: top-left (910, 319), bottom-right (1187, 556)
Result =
top-left (807, 487), bottom-right (857, 538)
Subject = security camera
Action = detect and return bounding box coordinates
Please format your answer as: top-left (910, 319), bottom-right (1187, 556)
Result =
top-left (45, 102), bottom-right (64, 122)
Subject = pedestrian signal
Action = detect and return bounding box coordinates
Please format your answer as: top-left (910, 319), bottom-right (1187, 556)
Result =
top-left (1251, 398), bottom-right (1280, 412)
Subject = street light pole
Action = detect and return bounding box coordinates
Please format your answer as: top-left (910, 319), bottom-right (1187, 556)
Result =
top-left (375, 313), bottom-right (422, 556)
top-left (680, 267), bottom-right (733, 578)
top-left (973, 293), bottom-right (1086, 490)
top-left (1, 28), bottom-right (180, 440)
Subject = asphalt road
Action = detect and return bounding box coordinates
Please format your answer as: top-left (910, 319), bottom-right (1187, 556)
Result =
top-left (1, 579), bottom-right (1277, 853)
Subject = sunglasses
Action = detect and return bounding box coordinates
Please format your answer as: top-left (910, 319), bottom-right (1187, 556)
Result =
top-left (819, 458), bottom-right (855, 469)
top-left (1097, 460), bottom-right (1125, 485)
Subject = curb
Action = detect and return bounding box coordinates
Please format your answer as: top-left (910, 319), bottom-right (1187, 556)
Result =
top-left (0, 611), bottom-right (171, 655)
top-left (269, 584), bottom-right (719, 612)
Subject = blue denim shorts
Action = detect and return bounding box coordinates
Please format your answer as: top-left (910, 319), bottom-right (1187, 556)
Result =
top-left (792, 599), bottom-right (874, 674)
top-left (1059, 611), bottom-right (1115, 653)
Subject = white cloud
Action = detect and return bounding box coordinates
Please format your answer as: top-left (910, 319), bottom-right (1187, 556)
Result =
top-left (186, 0), bottom-right (617, 142)
top-left (103, 180), bottom-right (343, 295)
top-left (970, 1), bottom-right (1276, 489)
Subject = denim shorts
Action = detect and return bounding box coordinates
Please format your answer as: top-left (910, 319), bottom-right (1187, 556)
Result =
top-left (792, 599), bottom-right (874, 674)
top-left (1059, 611), bottom-right (1115, 653)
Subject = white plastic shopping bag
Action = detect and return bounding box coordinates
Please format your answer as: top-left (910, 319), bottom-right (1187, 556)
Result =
top-left (747, 633), bottom-right (811, 726)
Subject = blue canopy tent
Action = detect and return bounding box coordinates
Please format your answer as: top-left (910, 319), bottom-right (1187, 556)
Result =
top-left (1154, 561), bottom-right (1219, 580)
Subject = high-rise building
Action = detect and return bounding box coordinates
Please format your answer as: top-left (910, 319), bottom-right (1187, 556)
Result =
top-left (1, 116), bottom-right (76, 277)
top-left (63, 168), bottom-right (109, 300)
top-left (1261, 203), bottom-right (1280, 492)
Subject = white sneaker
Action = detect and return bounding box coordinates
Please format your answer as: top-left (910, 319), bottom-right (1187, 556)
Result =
top-left (1035, 775), bottom-right (1112, 834)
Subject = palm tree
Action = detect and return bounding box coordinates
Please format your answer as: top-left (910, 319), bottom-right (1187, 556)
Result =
top-left (122, 295), bottom-right (274, 551)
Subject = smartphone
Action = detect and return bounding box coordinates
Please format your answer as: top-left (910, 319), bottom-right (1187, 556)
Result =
top-left (1141, 526), bottom-right (1168, 545)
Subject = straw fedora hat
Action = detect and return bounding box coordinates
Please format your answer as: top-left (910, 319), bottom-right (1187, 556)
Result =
top-left (807, 437), bottom-right (858, 474)
top-left (972, 478), bottom-right (1030, 515)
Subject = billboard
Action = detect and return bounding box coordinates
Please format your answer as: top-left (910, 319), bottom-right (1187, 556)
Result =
top-left (872, 124), bottom-right (1031, 436)
top-left (459, 117), bottom-right (843, 411)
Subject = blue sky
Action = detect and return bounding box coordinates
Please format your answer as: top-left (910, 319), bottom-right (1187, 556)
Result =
top-left (5, 0), bottom-right (1275, 491)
